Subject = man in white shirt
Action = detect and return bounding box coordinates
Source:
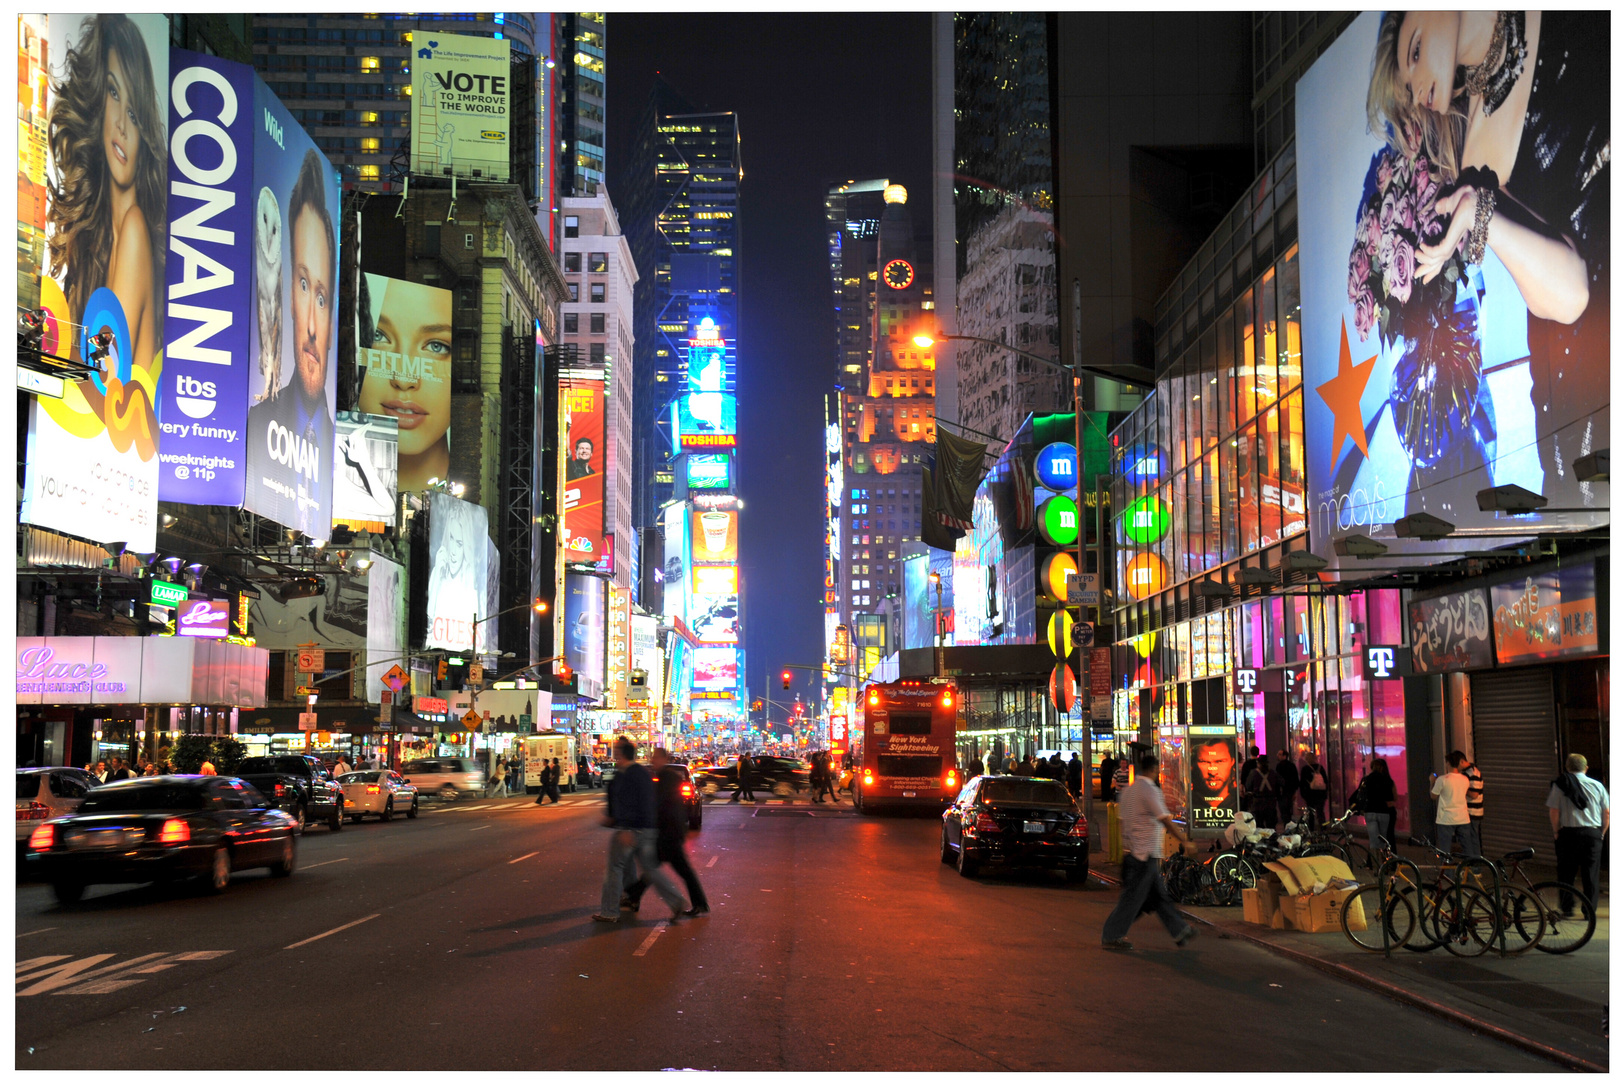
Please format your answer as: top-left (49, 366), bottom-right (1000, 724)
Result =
top-left (1101, 754), bottom-right (1196, 951)
top-left (1430, 755), bottom-right (1475, 857)
top-left (1547, 753), bottom-right (1610, 911)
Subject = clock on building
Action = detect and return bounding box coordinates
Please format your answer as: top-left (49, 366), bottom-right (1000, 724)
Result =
top-left (882, 259), bottom-right (915, 290)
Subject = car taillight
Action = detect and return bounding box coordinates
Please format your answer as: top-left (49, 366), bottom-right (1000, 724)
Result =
top-left (681, 784), bottom-right (693, 796)
top-left (28, 823), bottom-right (55, 851)
top-left (274, 782), bottom-right (286, 798)
top-left (158, 818), bottom-right (190, 844)
top-left (945, 769), bottom-right (958, 788)
top-left (1067, 817), bottom-right (1088, 839)
top-left (971, 812), bottom-right (1000, 833)
top-left (366, 785), bottom-right (380, 794)
top-left (863, 769), bottom-right (873, 786)
top-left (17, 801), bottom-right (51, 821)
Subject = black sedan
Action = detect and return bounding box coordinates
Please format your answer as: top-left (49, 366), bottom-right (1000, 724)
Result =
top-left (692, 755), bottom-right (810, 798)
top-left (940, 776), bottom-right (1089, 882)
top-left (26, 775), bottom-right (300, 906)
top-left (653, 764), bottom-right (704, 830)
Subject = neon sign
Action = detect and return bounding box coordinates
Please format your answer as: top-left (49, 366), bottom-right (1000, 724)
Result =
top-left (177, 599), bottom-right (230, 638)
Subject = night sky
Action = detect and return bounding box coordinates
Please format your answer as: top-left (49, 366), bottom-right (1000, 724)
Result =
top-left (607, 13), bottom-right (933, 720)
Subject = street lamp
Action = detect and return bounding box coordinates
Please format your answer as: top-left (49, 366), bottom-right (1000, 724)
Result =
top-left (929, 570), bottom-right (942, 648)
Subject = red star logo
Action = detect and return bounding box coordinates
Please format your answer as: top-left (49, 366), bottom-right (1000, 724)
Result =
top-left (1316, 317), bottom-right (1377, 469)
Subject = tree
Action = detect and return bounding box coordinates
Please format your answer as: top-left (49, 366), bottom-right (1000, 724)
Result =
top-left (170, 734), bottom-right (247, 776)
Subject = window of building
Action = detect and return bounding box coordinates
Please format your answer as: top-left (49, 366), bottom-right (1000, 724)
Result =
top-left (564, 252), bottom-right (581, 273)
top-left (589, 343), bottom-right (606, 364)
top-left (588, 252), bottom-right (608, 273)
top-left (563, 312), bottom-right (578, 334)
top-left (589, 283), bottom-right (605, 303)
top-left (564, 216), bottom-right (579, 238)
top-left (568, 283), bottom-right (579, 302)
top-left (590, 313), bottom-right (605, 334)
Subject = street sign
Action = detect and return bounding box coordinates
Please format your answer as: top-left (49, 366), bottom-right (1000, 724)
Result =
top-left (381, 700), bottom-right (393, 724)
top-left (380, 690), bottom-right (393, 706)
top-left (297, 712), bottom-right (318, 731)
top-left (469, 663), bottom-right (484, 684)
top-left (461, 710), bottom-right (485, 733)
top-left (1071, 621), bottom-right (1096, 648)
top-left (296, 647), bottom-right (325, 673)
top-left (381, 664), bottom-right (407, 693)
top-left (1066, 573), bottom-right (1100, 606)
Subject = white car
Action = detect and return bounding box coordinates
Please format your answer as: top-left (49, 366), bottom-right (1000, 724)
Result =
top-left (399, 757), bottom-right (485, 799)
top-left (16, 768), bottom-right (95, 847)
top-left (336, 771), bottom-right (419, 822)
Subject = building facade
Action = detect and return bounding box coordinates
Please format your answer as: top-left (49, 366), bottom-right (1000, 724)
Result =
top-left (555, 13), bottom-right (608, 198)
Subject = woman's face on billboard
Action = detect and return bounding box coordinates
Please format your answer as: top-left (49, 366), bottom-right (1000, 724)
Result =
top-left (1398, 12), bottom-right (1460, 116)
top-left (102, 47), bottom-right (140, 191)
top-left (359, 280), bottom-right (453, 457)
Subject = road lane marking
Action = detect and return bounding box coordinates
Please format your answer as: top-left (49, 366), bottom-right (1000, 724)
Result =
top-left (16, 928), bottom-right (55, 939)
top-left (18, 952), bottom-right (178, 996)
top-left (509, 851), bottom-right (538, 864)
top-left (284, 913), bottom-right (380, 951)
top-left (470, 825), bottom-right (492, 831)
top-left (302, 858), bottom-right (350, 869)
top-left (632, 920), bottom-right (670, 957)
top-left (706, 856), bottom-right (719, 867)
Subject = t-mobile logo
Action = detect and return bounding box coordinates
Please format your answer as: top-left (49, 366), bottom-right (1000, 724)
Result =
top-left (1367, 647), bottom-right (1397, 678)
top-left (1234, 669), bottom-right (1258, 694)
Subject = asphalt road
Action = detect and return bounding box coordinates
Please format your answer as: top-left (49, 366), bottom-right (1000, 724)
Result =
top-left (16, 791), bottom-right (1555, 1071)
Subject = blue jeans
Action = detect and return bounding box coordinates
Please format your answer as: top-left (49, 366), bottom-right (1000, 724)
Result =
top-left (600, 829), bottom-right (684, 918)
top-left (1436, 822), bottom-right (1479, 858)
top-left (1102, 855), bottom-right (1188, 942)
top-left (1365, 812), bottom-right (1393, 855)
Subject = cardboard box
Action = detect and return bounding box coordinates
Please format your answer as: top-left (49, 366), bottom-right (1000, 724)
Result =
top-left (1288, 886), bottom-right (1359, 933)
top-left (1242, 888), bottom-right (1263, 924)
top-left (1244, 881), bottom-right (1289, 928)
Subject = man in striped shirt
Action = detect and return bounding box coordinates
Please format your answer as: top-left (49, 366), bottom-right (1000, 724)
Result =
top-left (1449, 750), bottom-right (1484, 854)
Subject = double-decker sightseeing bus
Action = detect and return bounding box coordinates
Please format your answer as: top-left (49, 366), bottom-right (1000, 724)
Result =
top-left (852, 679), bottom-right (961, 813)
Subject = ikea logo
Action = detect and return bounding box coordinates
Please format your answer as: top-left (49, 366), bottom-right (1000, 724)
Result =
top-left (480, 130), bottom-right (506, 141)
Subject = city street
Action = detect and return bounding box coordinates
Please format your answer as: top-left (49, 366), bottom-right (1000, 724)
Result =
top-left (16, 794), bottom-right (1555, 1071)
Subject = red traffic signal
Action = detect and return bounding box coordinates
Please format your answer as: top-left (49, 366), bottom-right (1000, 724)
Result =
top-left (781, 669), bottom-right (792, 690)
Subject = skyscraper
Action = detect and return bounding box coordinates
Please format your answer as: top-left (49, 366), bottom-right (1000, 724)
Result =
top-left (622, 85), bottom-right (742, 531)
top-left (829, 184), bottom-right (935, 673)
top-left (555, 13), bottom-right (608, 197)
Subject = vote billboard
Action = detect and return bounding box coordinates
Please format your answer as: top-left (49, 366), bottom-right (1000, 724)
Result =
top-left (1295, 12), bottom-right (1609, 570)
top-left (18, 15), bottom-right (170, 551)
top-left (410, 32), bottom-right (511, 183)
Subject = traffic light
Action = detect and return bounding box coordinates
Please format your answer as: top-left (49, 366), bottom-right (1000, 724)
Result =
top-left (781, 669), bottom-right (792, 690)
top-left (751, 700), bottom-right (763, 712)
top-left (436, 659), bottom-right (448, 680)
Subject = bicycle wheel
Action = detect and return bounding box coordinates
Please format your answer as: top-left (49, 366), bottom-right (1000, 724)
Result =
top-left (1399, 883), bottom-right (1447, 952)
top-left (1300, 841), bottom-right (1348, 864)
top-left (1342, 883), bottom-right (1416, 952)
top-left (1434, 883), bottom-right (1495, 958)
top-left (1529, 881), bottom-right (1596, 955)
top-left (1212, 852), bottom-right (1256, 891)
top-left (1484, 885), bottom-right (1544, 955)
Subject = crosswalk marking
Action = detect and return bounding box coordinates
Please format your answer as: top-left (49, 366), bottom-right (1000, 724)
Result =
top-left (632, 920), bottom-right (670, 957)
top-left (16, 951), bottom-right (232, 997)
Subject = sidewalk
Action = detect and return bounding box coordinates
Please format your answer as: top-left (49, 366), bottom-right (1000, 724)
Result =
top-left (1092, 860), bottom-right (1608, 1071)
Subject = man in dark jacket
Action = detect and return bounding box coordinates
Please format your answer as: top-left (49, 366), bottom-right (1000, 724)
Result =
top-left (593, 737), bottom-right (686, 923)
top-left (1099, 753), bottom-right (1117, 803)
top-left (625, 748), bottom-right (708, 916)
top-left (1067, 753), bottom-right (1084, 799)
top-left (1273, 748), bottom-right (1300, 826)
top-left (730, 753), bottom-right (756, 803)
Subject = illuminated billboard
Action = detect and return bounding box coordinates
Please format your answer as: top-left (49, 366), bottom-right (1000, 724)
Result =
top-left (687, 317), bottom-right (727, 393)
top-left (410, 32), bottom-right (511, 183)
top-left (692, 565), bottom-right (738, 595)
top-left (333, 412), bottom-right (398, 533)
top-left (18, 15), bottom-right (169, 551)
top-left (565, 572), bottom-right (606, 695)
top-left (673, 392), bottom-right (737, 451)
top-left (690, 509), bottom-right (738, 564)
top-left (1296, 12), bottom-right (1608, 570)
top-left (561, 378), bottom-right (606, 563)
top-left (426, 493), bottom-right (488, 652)
top-left (687, 454), bottom-right (732, 489)
top-left (690, 592), bottom-right (740, 644)
top-left (661, 502), bottom-right (689, 625)
top-left (356, 274), bottom-right (452, 494)
top-left (693, 645), bottom-right (738, 691)
top-left (365, 554), bottom-right (404, 703)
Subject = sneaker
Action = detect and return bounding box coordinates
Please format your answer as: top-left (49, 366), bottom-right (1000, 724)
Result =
top-left (1102, 939), bottom-right (1134, 951)
top-left (1173, 926), bottom-right (1199, 947)
top-left (590, 914), bottom-right (619, 924)
top-left (684, 907), bottom-right (710, 918)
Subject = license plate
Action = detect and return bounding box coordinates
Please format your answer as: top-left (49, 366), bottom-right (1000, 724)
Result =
top-left (72, 830), bottom-right (128, 849)
top-left (902, 791), bottom-right (916, 798)
top-left (1023, 820), bottom-right (1045, 834)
